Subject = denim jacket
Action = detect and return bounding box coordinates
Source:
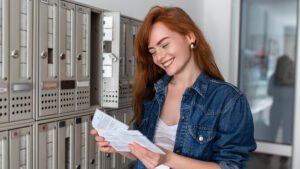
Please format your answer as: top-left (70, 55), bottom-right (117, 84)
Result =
top-left (134, 72), bottom-right (257, 169)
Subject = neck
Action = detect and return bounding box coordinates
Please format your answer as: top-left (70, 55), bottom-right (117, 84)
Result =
top-left (170, 68), bottom-right (201, 88)
top-left (169, 53), bottom-right (201, 88)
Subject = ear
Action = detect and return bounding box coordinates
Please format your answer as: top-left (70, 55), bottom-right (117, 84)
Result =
top-left (185, 32), bottom-right (196, 44)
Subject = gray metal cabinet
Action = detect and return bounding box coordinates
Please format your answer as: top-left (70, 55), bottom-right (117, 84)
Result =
top-left (75, 5), bottom-right (90, 111)
top-left (74, 115), bottom-right (89, 169)
top-left (0, 1), bottom-right (9, 124)
top-left (88, 114), bottom-right (96, 169)
top-left (58, 119), bottom-right (74, 169)
top-left (0, 0), bottom-right (33, 123)
top-left (101, 14), bottom-right (141, 109)
top-left (9, 0), bottom-right (33, 122)
top-left (58, 1), bottom-right (76, 113)
top-left (101, 12), bottom-right (121, 108)
top-left (9, 126), bottom-right (33, 169)
top-left (101, 153), bottom-right (112, 169)
top-left (38, 0), bottom-right (59, 117)
top-left (118, 18), bottom-right (132, 107)
top-left (128, 21), bottom-right (140, 81)
top-left (0, 131), bottom-right (8, 169)
top-left (38, 122), bottom-right (58, 169)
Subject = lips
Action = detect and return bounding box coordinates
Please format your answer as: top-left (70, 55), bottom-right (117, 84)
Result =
top-left (162, 58), bottom-right (175, 68)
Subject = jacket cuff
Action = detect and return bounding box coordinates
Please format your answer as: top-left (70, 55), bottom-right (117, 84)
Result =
top-left (218, 161), bottom-right (240, 169)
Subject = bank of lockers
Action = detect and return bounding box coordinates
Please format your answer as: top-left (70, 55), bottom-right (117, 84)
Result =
top-left (1, 0), bottom-right (141, 168)
top-left (0, 0), bottom-right (34, 124)
top-left (37, 0), bottom-right (91, 118)
top-left (36, 110), bottom-right (134, 169)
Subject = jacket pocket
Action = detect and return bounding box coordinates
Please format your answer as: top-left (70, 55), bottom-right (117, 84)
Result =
top-left (188, 126), bottom-right (216, 144)
top-left (186, 125), bottom-right (216, 159)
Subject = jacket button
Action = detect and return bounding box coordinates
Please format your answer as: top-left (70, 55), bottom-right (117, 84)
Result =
top-left (175, 150), bottom-right (181, 154)
top-left (199, 135), bottom-right (204, 142)
top-left (181, 116), bottom-right (185, 120)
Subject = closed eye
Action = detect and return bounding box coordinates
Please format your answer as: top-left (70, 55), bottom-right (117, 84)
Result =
top-left (149, 49), bottom-right (156, 56)
top-left (161, 43), bottom-right (169, 49)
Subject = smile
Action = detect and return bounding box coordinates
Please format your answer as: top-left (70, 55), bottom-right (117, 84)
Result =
top-left (162, 58), bottom-right (174, 68)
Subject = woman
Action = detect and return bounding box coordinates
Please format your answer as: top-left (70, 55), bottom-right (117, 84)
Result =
top-left (91, 6), bottom-right (256, 169)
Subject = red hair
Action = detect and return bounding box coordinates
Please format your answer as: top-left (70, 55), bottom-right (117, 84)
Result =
top-left (132, 6), bottom-right (224, 124)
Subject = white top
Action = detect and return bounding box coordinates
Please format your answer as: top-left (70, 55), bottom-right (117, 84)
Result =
top-left (154, 118), bottom-right (178, 169)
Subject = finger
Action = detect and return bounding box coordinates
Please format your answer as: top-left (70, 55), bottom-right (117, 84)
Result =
top-left (130, 147), bottom-right (153, 169)
top-left (90, 128), bottom-right (98, 135)
top-left (132, 143), bottom-right (159, 160)
top-left (98, 142), bottom-right (116, 153)
top-left (101, 146), bottom-right (116, 153)
top-left (97, 141), bottom-right (110, 148)
top-left (95, 136), bottom-right (105, 142)
top-left (98, 141), bottom-right (110, 147)
top-left (129, 144), bottom-right (158, 167)
top-left (134, 143), bottom-right (164, 167)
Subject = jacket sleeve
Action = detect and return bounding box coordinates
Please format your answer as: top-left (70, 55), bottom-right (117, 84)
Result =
top-left (212, 94), bottom-right (257, 169)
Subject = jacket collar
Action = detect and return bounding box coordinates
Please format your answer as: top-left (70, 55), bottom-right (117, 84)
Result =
top-left (153, 72), bottom-right (210, 98)
top-left (154, 75), bottom-right (171, 95)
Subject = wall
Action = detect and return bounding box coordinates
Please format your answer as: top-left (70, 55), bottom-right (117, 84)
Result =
top-left (201, 0), bottom-right (233, 82)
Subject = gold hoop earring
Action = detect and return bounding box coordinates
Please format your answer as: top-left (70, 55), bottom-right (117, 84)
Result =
top-left (190, 43), bottom-right (195, 49)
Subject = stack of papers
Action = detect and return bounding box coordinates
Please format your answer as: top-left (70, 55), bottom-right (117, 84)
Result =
top-left (92, 109), bottom-right (165, 155)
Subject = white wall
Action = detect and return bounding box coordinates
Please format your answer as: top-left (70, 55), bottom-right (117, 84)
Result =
top-left (201, 0), bottom-right (233, 82)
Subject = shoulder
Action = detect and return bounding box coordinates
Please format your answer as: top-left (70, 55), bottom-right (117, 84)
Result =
top-left (203, 77), bottom-right (247, 113)
top-left (207, 78), bottom-right (243, 98)
top-left (192, 73), bottom-right (243, 99)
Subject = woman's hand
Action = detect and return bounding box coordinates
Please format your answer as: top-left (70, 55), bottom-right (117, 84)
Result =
top-left (90, 128), bottom-right (116, 153)
top-left (90, 128), bottom-right (137, 160)
top-left (128, 143), bottom-right (171, 169)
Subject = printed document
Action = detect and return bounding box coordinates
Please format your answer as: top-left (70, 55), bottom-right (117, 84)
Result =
top-left (92, 109), bottom-right (165, 154)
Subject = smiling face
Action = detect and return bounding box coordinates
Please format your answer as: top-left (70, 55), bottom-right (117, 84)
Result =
top-left (148, 22), bottom-right (196, 76)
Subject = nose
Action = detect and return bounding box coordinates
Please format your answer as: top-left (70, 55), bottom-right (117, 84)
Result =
top-left (155, 48), bottom-right (166, 63)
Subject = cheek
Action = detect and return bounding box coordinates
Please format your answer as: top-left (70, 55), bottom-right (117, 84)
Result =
top-left (152, 56), bottom-right (159, 65)
top-left (177, 47), bottom-right (191, 60)
top-left (170, 43), bottom-right (189, 56)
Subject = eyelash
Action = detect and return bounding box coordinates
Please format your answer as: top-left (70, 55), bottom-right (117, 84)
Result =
top-left (150, 51), bottom-right (156, 56)
top-left (149, 42), bottom-right (169, 56)
top-left (162, 43), bottom-right (169, 48)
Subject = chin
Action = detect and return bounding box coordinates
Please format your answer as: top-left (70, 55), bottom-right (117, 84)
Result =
top-left (165, 69), bottom-right (176, 76)
top-left (166, 72), bottom-right (174, 76)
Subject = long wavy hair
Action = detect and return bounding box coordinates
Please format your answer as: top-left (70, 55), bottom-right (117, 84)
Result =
top-left (132, 6), bottom-right (224, 125)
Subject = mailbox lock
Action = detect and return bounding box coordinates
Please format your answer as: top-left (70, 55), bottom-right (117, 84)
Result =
top-left (77, 54), bottom-right (82, 60)
top-left (60, 53), bottom-right (66, 60)
top-left (41, 51), bottom-right (48, 59)
top-left (11, 50), bottom-right (19, 59)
